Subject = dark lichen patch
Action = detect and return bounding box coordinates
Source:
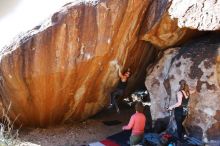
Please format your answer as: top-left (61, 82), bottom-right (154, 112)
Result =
top-left (189, 66), bottom-right (203, 80)
top-left (151, 78), bottom-right (160, 87)
top-left (214, 110), bottom-right (220, 121)
top-left (205, 82), bottom-right (216, 90)
top-left (169, 75), bottom-right (175, 80)
top-left (204, 60), bottom-right (212, 69)
top-left (175, 62), bottom-right (181, 67)
top-left (196, 80), bottom-right (216, 92)
top-left (168, 49), bottom-right (176, 55)
top-left (174, 34), bottom-right (220, 80)
top-left (206, 72), bottom-right (214, 78)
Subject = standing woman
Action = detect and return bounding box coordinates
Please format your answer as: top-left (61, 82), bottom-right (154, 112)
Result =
top-left (168, 80), bottom-right (190, 139)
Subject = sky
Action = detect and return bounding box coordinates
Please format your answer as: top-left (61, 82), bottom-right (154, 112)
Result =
top-left (0, 0), bottom-right (78, 49)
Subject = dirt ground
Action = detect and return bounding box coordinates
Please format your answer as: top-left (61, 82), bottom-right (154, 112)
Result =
top-left (12, 104), bottom-right (220, 146)
top-left (18, 104), bottom-right (134, 146)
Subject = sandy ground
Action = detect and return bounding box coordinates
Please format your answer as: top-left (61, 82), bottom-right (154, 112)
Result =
top-left (18, 104), bottom-right (134, 146)
top-left (8, 104), bottom-right (220, 146)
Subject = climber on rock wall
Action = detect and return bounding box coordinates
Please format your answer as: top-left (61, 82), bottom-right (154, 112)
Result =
top-left (108, 66), bottom-right (131, 113)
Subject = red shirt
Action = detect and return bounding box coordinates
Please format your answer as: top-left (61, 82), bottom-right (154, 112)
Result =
top-left (123, 112), bottom-right (146, 135)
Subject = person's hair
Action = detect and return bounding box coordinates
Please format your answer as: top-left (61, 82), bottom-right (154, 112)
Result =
top-left (135, 102), bottom-right (144, 113)
top-left (179, 80), bottom-right (190, 96)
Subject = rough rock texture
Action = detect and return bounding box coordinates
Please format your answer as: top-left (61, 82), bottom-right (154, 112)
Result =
top-left (145, 34), bottom-right (220, 141)
top-left (0, 0), bottom-right (156, 127)
top-left (169, 0), bottom-right (220, 30)
top-left (140, 0), bottom-right (199, 49)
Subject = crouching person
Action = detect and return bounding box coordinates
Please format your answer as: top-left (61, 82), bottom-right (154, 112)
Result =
top-left (122, 102), bottom-right (146, 146)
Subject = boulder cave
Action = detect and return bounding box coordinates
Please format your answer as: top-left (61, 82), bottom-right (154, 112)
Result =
top-left (0, 0), bottom-right (219, 144)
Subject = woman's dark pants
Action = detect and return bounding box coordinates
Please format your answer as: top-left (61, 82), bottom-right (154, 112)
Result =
top-left (110, 89), bottom-right (123, 112)
top-left (174, 107), bottom-right (186, 139)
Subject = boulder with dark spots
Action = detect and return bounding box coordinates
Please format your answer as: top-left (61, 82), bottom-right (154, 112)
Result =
top-left (145, 34), bottom-right (220, 142)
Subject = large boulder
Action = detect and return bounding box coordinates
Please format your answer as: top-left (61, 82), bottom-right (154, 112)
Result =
top-left (140, 0), bottom-right (220, 48)
top-left (0, 0), bottom-right (156, 127)
top-left (169, 0), bottom-right (220, 30)
top-left (145, 34), bottom-right (220, 142)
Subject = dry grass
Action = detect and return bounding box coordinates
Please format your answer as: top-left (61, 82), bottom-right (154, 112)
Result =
top-left (0, 103), bottom-right (20, 146)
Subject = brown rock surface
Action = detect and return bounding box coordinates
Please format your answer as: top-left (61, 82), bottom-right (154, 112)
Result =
top-left (145, 34), bottom-right (220, 141)
top-left (207, 110), bottom-right (220, 140)
top-left (140, 0), bottom-right (199, 49)
top-left (0, 0), bottom-right (156, 127)
top-left (169, 0), bottom-right (220, 30)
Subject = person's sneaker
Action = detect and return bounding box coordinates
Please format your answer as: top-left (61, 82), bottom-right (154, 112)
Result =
top-left (183, 134), bottom-right (188, 140)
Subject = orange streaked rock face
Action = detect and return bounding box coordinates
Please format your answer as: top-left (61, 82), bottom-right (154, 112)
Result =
top-left (0, 0), bottom-right (156, 127)
top-left (141, 12), bottom-right (196, 49)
